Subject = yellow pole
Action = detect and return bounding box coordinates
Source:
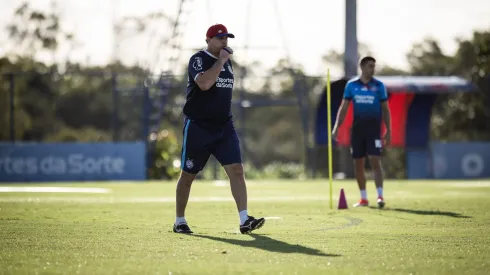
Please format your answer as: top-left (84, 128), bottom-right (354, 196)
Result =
top-left (326, 69), bottom-right (333, 210)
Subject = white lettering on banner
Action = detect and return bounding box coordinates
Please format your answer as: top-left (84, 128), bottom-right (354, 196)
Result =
top-left (12, 158), bottom-right (37, 174)
top-left (354, 95), bottom-right (375, 104)
top-left (68, 154), bottom-right (83, 174)
top-left (68, 154), bottom-right (125, 174)
top-left (461, 153), bottom-right (484, 177)
top-left (0, 155), bottom-right (126, 175)
top-left (40, 156), bottom-right (66, 174)
top-left (0, 157), bottom-right (38, 174)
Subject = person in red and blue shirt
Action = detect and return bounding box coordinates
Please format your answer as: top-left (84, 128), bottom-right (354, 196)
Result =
top-left (332, 56), bottom-right (392, 208)
top-left (173, 24), bottom-right (265, 235)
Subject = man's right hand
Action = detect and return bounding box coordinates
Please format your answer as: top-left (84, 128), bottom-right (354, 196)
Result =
top-left (219, 47), bottom-right (233, 62)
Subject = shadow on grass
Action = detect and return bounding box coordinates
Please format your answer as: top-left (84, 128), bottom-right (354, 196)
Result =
top-left (190, 233), bottom-right (341, 257)
top-left (369, 207), bottom-right (472, 218)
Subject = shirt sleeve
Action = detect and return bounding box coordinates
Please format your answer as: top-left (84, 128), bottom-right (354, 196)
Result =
top-left (188, 54), bottom-right (205, 81)
top-left (343, 82), bottom-right (353, 100)
top-left (379, 82), bottom-right (388, 102)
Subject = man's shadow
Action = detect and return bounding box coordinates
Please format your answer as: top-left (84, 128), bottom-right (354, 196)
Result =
top-left (370, 207), bottom-right (471, 218)
top-left (190, 233), bottom-right (341, 257)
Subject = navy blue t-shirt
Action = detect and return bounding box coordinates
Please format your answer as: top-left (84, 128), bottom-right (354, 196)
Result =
top-left (183, 49), bottom-right (235, 125)
top-left (343, 77), bottom-right (388, 122)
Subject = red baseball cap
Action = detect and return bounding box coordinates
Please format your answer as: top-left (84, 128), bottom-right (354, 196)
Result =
top-left (206, 24), bottom-right (235, 38)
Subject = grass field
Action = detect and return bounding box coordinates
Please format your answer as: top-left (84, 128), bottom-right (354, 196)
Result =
top-left (1, 179), bottom-right (489, 275)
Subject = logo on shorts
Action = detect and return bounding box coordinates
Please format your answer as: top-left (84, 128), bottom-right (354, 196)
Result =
top-left (185, 159), bottom-right (194, 169)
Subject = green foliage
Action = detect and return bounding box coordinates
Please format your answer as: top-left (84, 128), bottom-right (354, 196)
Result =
top-left (260, 162), bottom-right (307, 179)
top-left (198, 162), bottom-right (307, 181)
top-left (147, 129), bottom-right (181, 180)
top-left (381, 148), bottom-right (406, 179)
top-left (409, 32), bottom-right (490, 142)
top-left (406, 38), bottom-right (456, 75)
top-left (44, 127), bottom-right (112, 142)
top-left (6, 2), bottom-right (74, 59)
top-left (243, 106), bottom-right (305, 167)
top-left (2, 1), bottom-right (490, 180)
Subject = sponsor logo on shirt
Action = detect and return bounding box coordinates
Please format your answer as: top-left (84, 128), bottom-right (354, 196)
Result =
top-left (216, 77), bottom-right (234, 89)
top-left (354, 95), bottom-right (375, 104)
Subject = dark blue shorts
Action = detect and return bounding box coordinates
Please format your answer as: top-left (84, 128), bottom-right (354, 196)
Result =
top-left (180, 119), bottom-right (242, 174)
top-left (350, 118), bottom-right (382, 159)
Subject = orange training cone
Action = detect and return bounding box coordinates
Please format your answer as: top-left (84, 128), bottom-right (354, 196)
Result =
top-left (338, 188), bottom-right (348, 210)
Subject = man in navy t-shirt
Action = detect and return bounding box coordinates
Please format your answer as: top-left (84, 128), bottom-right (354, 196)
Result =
top-left (173, 24), bottom-right (265, 234)
top-left (332, 56), bottom-right (392, 209)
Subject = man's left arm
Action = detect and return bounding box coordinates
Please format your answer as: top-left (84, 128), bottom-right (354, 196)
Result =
top-left (381, 102), bottom-right (391, 133)
top-left (380, 83), bottom-right (391, 145)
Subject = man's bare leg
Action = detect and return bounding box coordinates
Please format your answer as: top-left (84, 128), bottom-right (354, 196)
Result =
top-left (368, 155), bottom-right (385, 208)
top-left (223, 163), bottom-right (247, 212)
top-left (173, 171), bottom-right (196, 233)
top-left (354, 157), bottom-right (369, 207)
top-left (223, 163), bottom-right (264, 234)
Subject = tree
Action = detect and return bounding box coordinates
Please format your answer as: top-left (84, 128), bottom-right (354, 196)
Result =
top-left (6, 1), bottom-right (75, 65)
top-left (406, 38), bottom-right (455, 76)
top-left (322, 42), bottom-right (408, 76)
top-left (407, 32), bottom-right (490, 141)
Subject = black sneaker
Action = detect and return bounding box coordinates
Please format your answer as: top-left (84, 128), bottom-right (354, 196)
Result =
top-left (173, 223), bottom-right (193, 234)
top-left (240, 216), bottom-right (265, 234)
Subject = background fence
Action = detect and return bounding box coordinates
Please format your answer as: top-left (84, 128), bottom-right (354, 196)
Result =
top-left (0, 71), bottom-right (321, 182)
top-left (1, 71), bottom-right (489, 182)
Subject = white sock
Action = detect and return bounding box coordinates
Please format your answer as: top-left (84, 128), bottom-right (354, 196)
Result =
top-left (239, 210), bottom-right (248, 225)
top-left (360, 190), bottom-right (367, 200)
top-left (377, 187), bottom-right (383, 197)
top-left (175, 216), bottom-right (186, 225)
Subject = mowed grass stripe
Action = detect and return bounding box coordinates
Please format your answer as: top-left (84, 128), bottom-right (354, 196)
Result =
top-left (0, 180), bottom-right (489, 274)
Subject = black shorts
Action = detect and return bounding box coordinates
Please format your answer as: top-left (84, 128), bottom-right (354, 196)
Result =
top-left (180, 118), bottom-right (242, 174)
top-left (350, 118), bottom-right (382, 159)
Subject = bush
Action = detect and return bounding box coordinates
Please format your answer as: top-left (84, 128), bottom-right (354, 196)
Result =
top-left (44, 126), bottom-right (111, 142)
top-left (257, 162), bottom-right (306, 179)
top-left (147, 129), bottom-right (181, 180)
top-left (198, 162), bottom-right (307, 180)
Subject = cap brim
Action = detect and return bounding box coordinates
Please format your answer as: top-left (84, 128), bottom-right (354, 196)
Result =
top-left (215, 33), bottom-right (235, 38)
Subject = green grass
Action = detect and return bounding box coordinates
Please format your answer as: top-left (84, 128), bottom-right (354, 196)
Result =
top-left (1, 179), bottom-right (489, 275)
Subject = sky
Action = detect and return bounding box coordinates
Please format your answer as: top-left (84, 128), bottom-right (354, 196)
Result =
top-left (0, 0), bottom-right (489, 78)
